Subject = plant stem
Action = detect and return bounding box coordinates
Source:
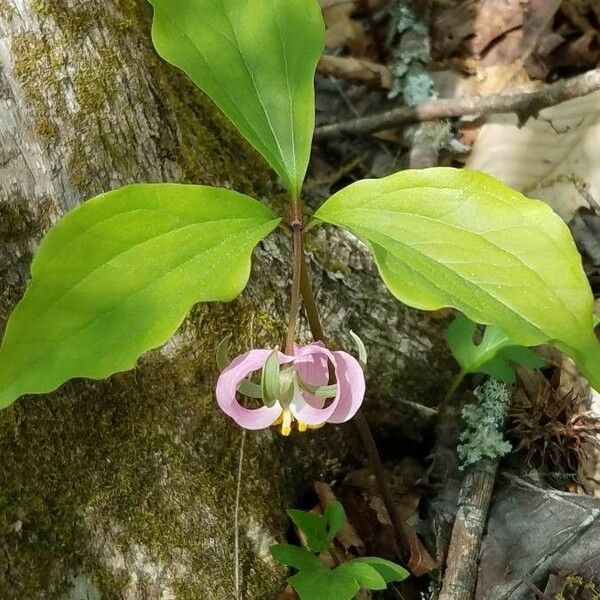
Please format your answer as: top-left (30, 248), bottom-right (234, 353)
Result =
top-left (300, 252), bottom-right (325, 342)
top-left (298, 246), bottom-right (431, 569)
top-left (445, 370), bottom-right (466, 404)
top-left (284, 199), bottom-right (304, 355)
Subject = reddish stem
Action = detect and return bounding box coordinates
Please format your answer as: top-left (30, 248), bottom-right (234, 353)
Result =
top-left (284, 200), bottom-right (304, 355)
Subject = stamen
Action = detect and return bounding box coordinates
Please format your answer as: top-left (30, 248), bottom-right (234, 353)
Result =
top-left (297, 421), bottom-right (307, 432)
top-left (281, 410), bottom-right (292, 436)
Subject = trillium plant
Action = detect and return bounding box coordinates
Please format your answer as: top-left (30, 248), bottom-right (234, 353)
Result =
top-left (1, 0), bottom-right (600, 587)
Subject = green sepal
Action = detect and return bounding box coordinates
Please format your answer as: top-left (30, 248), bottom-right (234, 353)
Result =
top-left (261, 350), bottom-right (280, 408)
top-left (297, 375), bottom-right (338, 398)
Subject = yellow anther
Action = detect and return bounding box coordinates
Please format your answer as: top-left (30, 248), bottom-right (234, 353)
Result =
top-left (281, 410), bottom-right (292, 436)
top-left (297, 421), bottom-right (308, 432)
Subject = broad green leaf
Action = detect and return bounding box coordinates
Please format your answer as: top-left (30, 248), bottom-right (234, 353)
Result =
top-left (352, 557), bottom-right (410, 583)
top-left (148, 0), bottom-right (325, 198)
top-left (0, 184), bottom-right (279, 409)
top-left (336, 562), bottom-right (386, 590)
top-left (324, 502), bottom-right (346, 541)
top-left (314, 167), bottom-right (600, 390)
top-left (287, 509), bottom-right (330, 553)
top-left (289, 568), bottom-right (360, 600)
top-left (270, 544), bottom-right (324, 571)
top-left (447, 314), bottom-right (544, 382)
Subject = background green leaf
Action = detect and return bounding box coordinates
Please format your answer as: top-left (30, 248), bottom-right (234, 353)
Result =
top-left (149, 0), bottom-right (325, 198)
top-left (314, 167), bottom-right (600, 389)
top-left (324, 502), bottom-right (346, 541)
top-left (336, 562), bottom-right (387, 590)
top-left (270, 544), bottom-right (324, 571)
top-left (0, 184), bottom-right (279, 409)
top-left (289, 568), bottom-right (359, 600)
top-left (352, 557), bottom-right (410, 583)
top-left (287, 509), bottom-right (330, 553)
top-left (447, 314), bottom-right (545, 382)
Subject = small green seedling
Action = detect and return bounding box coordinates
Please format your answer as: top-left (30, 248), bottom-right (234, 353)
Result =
top-left (271, 502), bottom-right (409, 600)
top-left (447, 314), bottom-right (545, 383)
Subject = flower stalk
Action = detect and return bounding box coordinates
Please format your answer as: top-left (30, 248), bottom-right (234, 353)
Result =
top-left (284, 198), bottom-right (305, 355)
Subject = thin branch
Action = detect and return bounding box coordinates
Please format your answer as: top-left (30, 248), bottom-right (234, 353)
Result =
top-left (437, 459), bottom-right (498, 600)
top-left (438, 382), bottom-right (513, 600)
top-left (314, 67), bottom-right (600, 140)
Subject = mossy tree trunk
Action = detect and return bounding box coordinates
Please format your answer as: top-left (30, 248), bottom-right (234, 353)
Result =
top-left (0, 1), bottom-right (451, 598)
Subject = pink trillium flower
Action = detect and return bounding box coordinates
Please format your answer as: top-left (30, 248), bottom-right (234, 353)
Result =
top-left (216, 342), bottom-right (365, 435)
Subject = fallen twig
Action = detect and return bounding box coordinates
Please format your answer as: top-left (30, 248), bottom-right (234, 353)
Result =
top-left (438, 382), bottom-right (513, 600)
top-left (437, 460), bottom-right (498, 600)
top-left (314, 67), bottom-right (600, 140)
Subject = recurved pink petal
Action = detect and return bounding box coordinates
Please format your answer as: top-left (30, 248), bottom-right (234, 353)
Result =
top-left (216, 349), bottom-right (293, 430)
top-left (291, 343), bottom-right (342, 425)
top-left (327, 350), bottom-right (365, 424)
top-left (293, 342), bottom-right (330, 410)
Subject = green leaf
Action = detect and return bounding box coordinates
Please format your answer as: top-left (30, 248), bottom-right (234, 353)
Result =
top-left (336, 561), bottom-right (386, 590)
top-left (289, 568), bottom-right (360, 600)
top-left (270, 544), bottom-right (324, 571)
top-left (0, 184), bottom-right (280, 409)
top-left (148, 0), bottom-right (325, 198)
top-left (287, 509), bottom-right (330, 553)
top-left (352, 557), bottom-right (410, 583)
top-left (314, 167), bottom-right (600, 390)
top-left (447, 314), bottom-right (545, 382)
top-left (324, 502), bottom-right (346, 541)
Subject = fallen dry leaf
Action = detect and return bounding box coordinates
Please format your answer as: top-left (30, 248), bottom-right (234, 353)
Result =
top-left (322, 0), bottom-right (368, 57)
top-left (467, 90), bottom-right (600, 221)
top-left (471, 0), bottom-right (524, 56)
top-left (315, 482), bottom-right (365, 553)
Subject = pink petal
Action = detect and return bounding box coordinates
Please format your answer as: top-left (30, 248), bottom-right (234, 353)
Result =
top-left (327, 351), bottom-right (365, 423)
top-left (291, 344), bottom-right (342, 425)
top-left (293, 342), bottom-right (330, 409)
top-left (216, 349), bottom-right (293, 430)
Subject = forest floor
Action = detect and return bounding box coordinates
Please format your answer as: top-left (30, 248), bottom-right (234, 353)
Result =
top-left (281, 1), bottom-right (600, 598)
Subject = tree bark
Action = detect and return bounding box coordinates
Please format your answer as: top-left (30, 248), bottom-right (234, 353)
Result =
top-left (0, 1), bottom-right (452, 598)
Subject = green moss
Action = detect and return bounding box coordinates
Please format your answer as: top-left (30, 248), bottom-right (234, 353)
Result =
top-left (0, 289), bottom-right (288, 597)
top-left (73, 51), bottom-right (120, 115)
top-left (19, 0), bottom-right (272, 196)
top-left (0, 0), bottom-right (14, 21)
